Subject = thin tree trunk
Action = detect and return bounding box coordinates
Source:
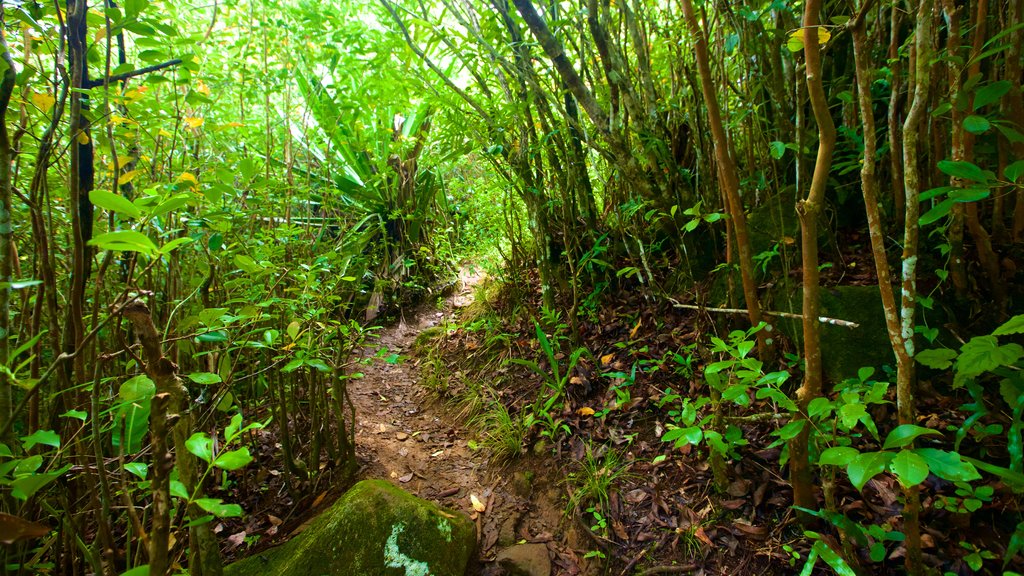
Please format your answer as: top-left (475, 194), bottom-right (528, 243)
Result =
top-left (0, 17), bottom-right (17, 441)
top-left (790, 0), bottom-right (836, 516)
top-left (678, 0), bottom-right (770, 358)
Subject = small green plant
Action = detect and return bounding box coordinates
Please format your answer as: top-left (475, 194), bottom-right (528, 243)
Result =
top-left (470, 402), bottom-right (527, 462)
top-left (564, 444), bottom-right (633, 517)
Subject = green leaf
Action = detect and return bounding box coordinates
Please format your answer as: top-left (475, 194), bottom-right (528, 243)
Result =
top-left (20, 429), bottom-right (60, 450)
top-left (233, 254), bottom-right (264, 274)
top-left (769, 141), bottom-right (786, 160)
top-left (883, 424), bottom-right (942, 450)
top-left (213, 447), bottom-right (253, 471)
top-left (963, 115), bottom-right (991, 134)
top-left (662, 426), bottom-right (702, 447)
top-left (89, 190), bottom-right (142, 219)
top-left (919, 198), bottom-right (955, 226)
top-left (915, 348), bottom-right (957, 369)
top-left (119, 565), bottom-right (150, 576)
top-left (194, 498), bottom-right (243, 518)
top-left (185, 433), bottom-right (212, 463)
top-left (1006, 161), bottom-right (1024, 183)
top-left (170, 480), bottom-right (189, 499)
top-left (88, 230), bottom-right (158, 256)
top-left (61, 409), bottom-right (88, 421)
top-left (937, 160), bottom-right (990, 183)
top-left (11, 465), bottom-right (71, 500)
top-left (188, 372), bottom-right (222, 385)
top-left (124, 462), bottom-right (148, 480)
top-left (812, 540), bottom-right (858, 576)
top-left (119, 375), bottom-right (155, 402)
top-left (994, 314), bottom-right (1024, 336)
top-left (159, 237), bottom-right (194, 255)
top-left (957, 336), bottom-right (1023, 381)
top-left (973, 80), bottom-right (1011, 110)
top-left (818, 446), bottom-right (859, 466)
top-left (889, 449), bottom-right (930, 488)
top-left (774, 419), bottom-right (806, 441)
top-left (914, 448), bottom-right (980, 482)
top-left (847, 451), bottom-right (893, 491)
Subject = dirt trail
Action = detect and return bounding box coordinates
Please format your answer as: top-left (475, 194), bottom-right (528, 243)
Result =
top-left (349, 267), bottom-right (582, 575)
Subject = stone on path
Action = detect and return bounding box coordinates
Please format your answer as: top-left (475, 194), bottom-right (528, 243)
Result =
top-left (495, 543), bottom-right (551, 576)
top-left (225, 479), bottom-right (476, 576)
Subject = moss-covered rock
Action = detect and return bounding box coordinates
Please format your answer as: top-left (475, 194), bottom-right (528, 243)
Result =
top-left (225, 480), bottom-right (476, 576)
top-left (772, 284), bottom-right (893, 382)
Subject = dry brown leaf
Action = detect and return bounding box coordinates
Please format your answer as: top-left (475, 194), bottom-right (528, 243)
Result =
top-left (470, 493), bottom-right (486, 513)
top-left (0, 513), bottom-right (50, 545)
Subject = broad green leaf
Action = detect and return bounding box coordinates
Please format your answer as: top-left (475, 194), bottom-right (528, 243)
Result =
top-left (883, 424), bottom-right (941, 450)
top-left (194, 498), bottom-right (243, 518)
top-left (919, 198), bottom-right (955, 226)
top-left (170, 480), bottom-right (189, 499)
top-left (213, 447), bottom-right (253, 471)
top-left (808, 396), bottom-right (833, 419)
top-left (818, 446), bottom-right (859, 466)
top-left (957, 336), bottom-right (1023, 380)
top-left (973, 81), bottom-right (1011, 110)
top-left (915, 348), bottom-right (957, 370)
top-left (61, 409), bottom-right (87, 421)
top-left (1006, 160), bottom-right (1024, 183)
top-left (159, 237), bottom-right (194, 255)
top-left (119, 375), bottom-right (155, 402)
top-left (963, 115), bottom-right (991, 134)
top-left (936, 160), bottom-right (990, 183)
top-left (812, 540), bottom-right (858, 576)
top-left (88, 230), bottom-right (158, 256)
top-left (914, 448), bottom-right (980, 482)
top-left (994, 315), bottom-right (1024, 336)
top-left (11, 465), bottom-right (70, 500)
top-left (662, 426), bottom-right (702, 447)
top-left (89, 190), bottom-right (141, 219)
top-left (124, 462), bottom-right (148, 480)
top-left (847, 451), bottom-right (893, 491)
top-left (185, 433), bottom-right (212, 463)
top-left (119, 565), bottom-right (150, 576)
top-left (769, 141), bottom-right (785, 160)
top-left (773, 419), bottom-right (805, 441)
top-left (20, 429), bottom-right (60, 450)
top-left (889, 449), bottom-right (929, 488)
top-left (188, 372), bottom-right (222, 385)
top-left (233, 254), bottom-right (264, 274)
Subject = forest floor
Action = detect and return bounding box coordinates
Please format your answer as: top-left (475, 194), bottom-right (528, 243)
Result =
top-left (348, 266), bottom-right (588, 575)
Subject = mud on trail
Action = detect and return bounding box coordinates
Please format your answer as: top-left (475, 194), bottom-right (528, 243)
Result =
top-left (349, 267), bottom-right (584, 575)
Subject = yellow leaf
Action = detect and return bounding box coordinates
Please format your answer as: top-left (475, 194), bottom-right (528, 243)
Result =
top-left (577, 407), bottom-right (595, 416)
top-left (223, 122), bottom-right (244, 128)
top-left (125, 89), bottom-right (147, 102)
top-left (118, 169), bottom-right (143, 186)
top-left (629, 318), bottom-right (642, 339)
top-left (31, 92), bottom-right (55, 113)
top-left (195, 81), bottom-right (211, 96)
top-left (158, 129), bottom-right (173, 138)
top-left (178, 172), bottom-right (198, 185)
top-left (601, 354), bottom-right (615, 366)
top-left (184, 117), bottom-right (204, 129)
top-left (94, 28), bottom-right (106, 43)
top-left (76, 132), bottom-right (90, 145)
top-left (470, 494), bottom-right (486, 513)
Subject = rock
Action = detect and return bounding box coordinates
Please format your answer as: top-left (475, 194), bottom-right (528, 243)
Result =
top-left (225, 479), bottom-right (475, 576)
top-left (772, 284), bottom-right (893, 381)
top-left (397, 432), bottom-right (410, 441)
top-left (495, 543), bottom-right (551, 576)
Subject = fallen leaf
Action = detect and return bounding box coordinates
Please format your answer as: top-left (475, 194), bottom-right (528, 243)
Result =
top-left (577, 407), bottom-right (595, 416)
top-left (470, 494), bottom-right (486, 513)
top-left (311, 491), bottom-right (327, 508)
top-left (399, 473), bottom-right (414, 483)
top-left (226, 530), bottom-right (246, 549)
top-left (267, 515), bottom-right (282, 526)
top-left (601, 354), bottom-right (615, 366)
top-left (693, 526), bottom-right (714, 546)
top-left (396, 432), bottom-right (409, 441)
top-left (629, 318), bottom-right (642, 339)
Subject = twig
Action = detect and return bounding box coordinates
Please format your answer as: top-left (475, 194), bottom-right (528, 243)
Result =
top-left (668, 299), bottom-right (860, 329)
top-left (83, 59), bottom-right (182, 88)
top-left (633, 564), bottom-right (699, 576)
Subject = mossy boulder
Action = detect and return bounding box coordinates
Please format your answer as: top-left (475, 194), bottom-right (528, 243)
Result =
top-left (225, 479), bottom-right (476, 576)
top-left (772, 284), bottom-right (893, 382)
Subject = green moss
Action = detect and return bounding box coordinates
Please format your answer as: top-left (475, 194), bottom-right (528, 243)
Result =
top-left (225, 480), bottom-right (475, 576)
top-left (772, 284), bottom-right (893, 382)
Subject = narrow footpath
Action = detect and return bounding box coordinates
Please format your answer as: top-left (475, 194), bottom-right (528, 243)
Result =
top-left (348, 268), bottom-right (583, 575)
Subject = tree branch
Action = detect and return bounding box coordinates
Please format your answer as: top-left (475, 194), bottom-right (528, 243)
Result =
top-left (83, 58), bottom-right (182, 89)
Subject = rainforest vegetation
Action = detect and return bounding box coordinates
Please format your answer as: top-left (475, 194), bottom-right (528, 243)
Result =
top-left (1, 0), bottom-right (1024, 574)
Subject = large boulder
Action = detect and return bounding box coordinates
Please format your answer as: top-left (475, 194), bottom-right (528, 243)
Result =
top-left (772, 284), bottom-right (894, 382)
top-left (225, 479), bottom-right (476, 576)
